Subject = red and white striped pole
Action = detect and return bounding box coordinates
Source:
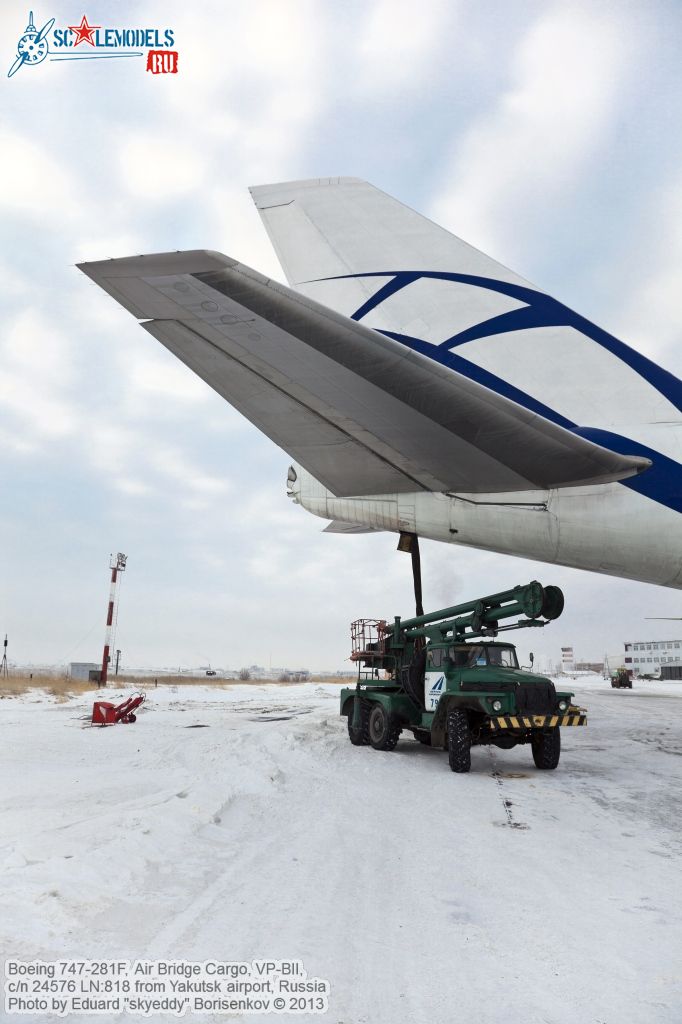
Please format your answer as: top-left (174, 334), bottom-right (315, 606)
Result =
top-left (100, 553), bottom-right (127, 686)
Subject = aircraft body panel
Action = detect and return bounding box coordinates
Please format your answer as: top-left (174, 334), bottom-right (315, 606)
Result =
top-left (288, 464), bottom-right (682, 589)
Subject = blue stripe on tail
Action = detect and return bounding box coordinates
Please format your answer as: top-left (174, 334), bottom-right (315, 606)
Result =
top-left (315, 270), bottom-right (682, 413)
top-left (310, 271), bottom-right (682, 514)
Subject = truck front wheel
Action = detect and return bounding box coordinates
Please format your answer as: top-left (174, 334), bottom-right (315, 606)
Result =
top-left (368, 704), bottom-right (401, 751)
top-left (447, 709), bottom-right (471, 773)
top-left (531, 729), bottom-right (561, 769)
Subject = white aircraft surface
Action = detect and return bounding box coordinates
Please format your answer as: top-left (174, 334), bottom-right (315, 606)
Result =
top-left (79, 178), bottom-right (682, 589)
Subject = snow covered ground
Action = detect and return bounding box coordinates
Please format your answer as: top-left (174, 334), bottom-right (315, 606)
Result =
top-left (1, 677), bottom-right (681, 1024)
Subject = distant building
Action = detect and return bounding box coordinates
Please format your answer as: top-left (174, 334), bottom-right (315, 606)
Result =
top-left (69, 661), bottom-right (100, 681)
top-left (560, 646), bottom-right (574, 671)
top-left (575, 662), bottom-right (604, 674)
top-left (624, 639), bottom-right (682, 675)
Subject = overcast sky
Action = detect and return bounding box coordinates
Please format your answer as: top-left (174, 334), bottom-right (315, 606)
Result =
top-left (1, 0), bottom-right (681, 673)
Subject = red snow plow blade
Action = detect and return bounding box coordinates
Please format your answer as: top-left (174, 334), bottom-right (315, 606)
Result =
top-left (92, 692), bottom-right (146, 726)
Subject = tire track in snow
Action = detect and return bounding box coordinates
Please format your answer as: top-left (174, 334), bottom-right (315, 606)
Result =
top-left (488, 747), bottom-right (529, 829)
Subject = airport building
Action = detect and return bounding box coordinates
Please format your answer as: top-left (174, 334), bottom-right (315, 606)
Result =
top-left (624, 639), bottom-right (682, 675)
top-left (69, 661), bottom-right (100, 681)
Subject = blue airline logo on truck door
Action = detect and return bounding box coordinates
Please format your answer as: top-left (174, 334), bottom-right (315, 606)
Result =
top-left (426, 673), bottom-right (445, 710)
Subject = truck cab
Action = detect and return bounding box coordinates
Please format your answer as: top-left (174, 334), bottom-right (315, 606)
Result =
top-left (419, 638), bottom-right (580, 759)
top-left (425, 641), bottom-right (520, 709)
top-left (424, 641), bottom-right (572, 718)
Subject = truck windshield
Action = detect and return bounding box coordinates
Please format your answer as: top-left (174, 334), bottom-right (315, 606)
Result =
top-left (447, 645), bottom-right (518, 668)
top-left (486, 646), bottom-right (518, 668)
top-left (449, 645), bottom-right (486, 668)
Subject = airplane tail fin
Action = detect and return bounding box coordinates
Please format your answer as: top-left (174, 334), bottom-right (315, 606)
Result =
top-left (251, 178), bottom-right (680, 433)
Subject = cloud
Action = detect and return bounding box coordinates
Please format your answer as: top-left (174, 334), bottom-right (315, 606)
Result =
top-left (202, 181), bottom-right (285, 277)
top-left (431, 5), bottom-right (640, 261)
top-left (81, 418), bottom-right (235, 509)
top-left (117, 133), bottom-right (205, 201)
top-left (115, 477), bottom-right (154, 497)
top-left (2, 373), bottom-right (77, 441)
top-left (0, 310), bottom-right (78, 440)
top-left (0, 425), bottom-right (39, 457)
top-left (354, 0), bottom-right (456, 94)
top-left (146, 444), bottom-right (232, 502)
top-left (0, 259), bottom-right (30, 298)
top-left (73, 231), bottom-right (146, 266)
top-left (610, 173), bottom-right (682, 369)
top-left (147, 0), bottom-right (326, 166)
top-left (126, 349), bottom-right (212, 404)
top-left (4, 310), bottom-right (73, 385)
top-left (85, 423), bottom-right (140, 477)
top-left (0, 129), bottom-right (80, 225)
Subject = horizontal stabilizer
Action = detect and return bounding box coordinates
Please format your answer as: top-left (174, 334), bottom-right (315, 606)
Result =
top-left (78, 250), bottom-right (650, 497)
top-left (323, 520), bottom-right (381, 534)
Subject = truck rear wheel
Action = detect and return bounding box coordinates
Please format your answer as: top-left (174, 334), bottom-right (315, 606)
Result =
top-left (531, 729), bottom-right (561, 769)
top-left (368, 704), bottom-right (401, 751)
top-left (447, 709), bottom-right (471, 773)
top-left (347, 700), bottom-right (369, 746)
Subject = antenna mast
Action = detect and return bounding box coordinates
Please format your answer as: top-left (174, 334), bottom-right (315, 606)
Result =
top-left (1, 635), bottom-right (8, 678)
top-left (100, 553), bottom-right (127, 686)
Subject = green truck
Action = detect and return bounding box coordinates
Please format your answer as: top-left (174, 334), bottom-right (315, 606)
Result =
top-left (341, 581), bottom-right (587, 773)
top-left (611, 667), bottom-right (632, 688)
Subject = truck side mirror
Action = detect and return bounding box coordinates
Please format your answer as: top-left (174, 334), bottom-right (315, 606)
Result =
top-left (529, 652), bottom-right (534, 666)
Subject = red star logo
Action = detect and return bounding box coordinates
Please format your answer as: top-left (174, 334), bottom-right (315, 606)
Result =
top-left (68, 15), bottom-right (101, 46)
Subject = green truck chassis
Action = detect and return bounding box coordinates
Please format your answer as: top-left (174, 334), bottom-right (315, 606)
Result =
top-left (340, 581), bottom-right (587, 773)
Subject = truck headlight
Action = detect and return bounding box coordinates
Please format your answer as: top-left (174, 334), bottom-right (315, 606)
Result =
top-left (558, 699), bottom-right (568, 712)
top-left (492, 699), bottom-right (503, 712)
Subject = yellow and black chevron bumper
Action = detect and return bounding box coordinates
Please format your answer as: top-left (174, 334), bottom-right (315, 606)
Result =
top-left (489, 708), bottom-right (587, 731)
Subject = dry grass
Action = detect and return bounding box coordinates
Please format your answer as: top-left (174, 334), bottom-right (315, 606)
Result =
top-left (115, 674), bottom-right (269, 688)
top-left (0, 674), bottom-right (101, 701)
top-left (114, 674), bottom-right (352, 688)
top-left (0, 672), bottom-right (353, 700)
top-left (310, 675), bottom-right (354, 686)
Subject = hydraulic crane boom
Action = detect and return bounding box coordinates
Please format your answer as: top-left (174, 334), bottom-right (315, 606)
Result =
top-left (388, 581), bottom-right (564, 646)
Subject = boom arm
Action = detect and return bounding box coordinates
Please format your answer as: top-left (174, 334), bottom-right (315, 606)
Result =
top-left (388, 581), bottom-right (564, 646)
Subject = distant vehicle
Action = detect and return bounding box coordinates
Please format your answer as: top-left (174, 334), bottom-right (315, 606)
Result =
top-left (79, 178), bottom-right (681, 589)
top-left (205, 668), bottom-right (217, 677)
top-left (611, 668), bottom-right (633, 688)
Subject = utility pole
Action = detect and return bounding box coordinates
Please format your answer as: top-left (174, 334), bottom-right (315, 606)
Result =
top-left (115, 649), bottom-right (122, 676)
top-left (100, 553), bottom-right (127, 687)
top-left (1, 635), bottom-right (8, 678)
